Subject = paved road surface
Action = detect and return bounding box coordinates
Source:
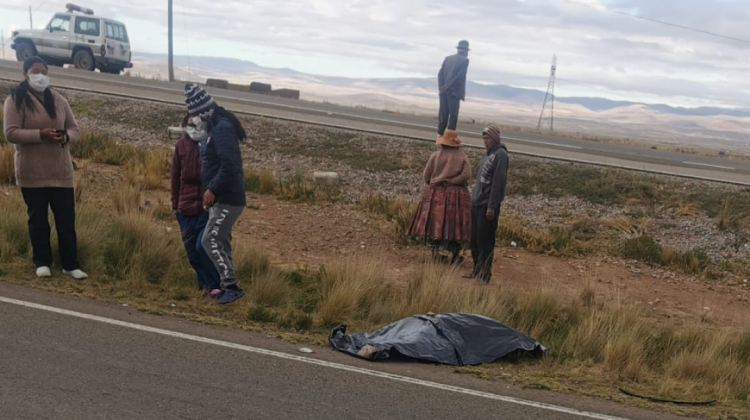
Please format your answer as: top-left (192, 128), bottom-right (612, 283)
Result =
top-left (0, 282), bottom-right (696, 420)
top-left (1, 59), bottom-right (748, 184)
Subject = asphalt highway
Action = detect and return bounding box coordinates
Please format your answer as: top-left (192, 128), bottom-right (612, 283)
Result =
top-left (0, 282), bottom-right (695, 420)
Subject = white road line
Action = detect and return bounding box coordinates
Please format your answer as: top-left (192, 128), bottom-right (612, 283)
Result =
top-left (0, 296), bottom-right (629, 420)
top-left (681, 161), bottom-right (735, 170)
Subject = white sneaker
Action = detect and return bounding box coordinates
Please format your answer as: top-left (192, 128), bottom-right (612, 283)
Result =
top-left (36, 266), bottom-right (52, 278)
top-left (63, 269), bottom-right (89, 280)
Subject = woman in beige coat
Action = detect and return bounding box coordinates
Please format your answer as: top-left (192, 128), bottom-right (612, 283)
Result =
top-left (2, 56), bottom-right (87, 279)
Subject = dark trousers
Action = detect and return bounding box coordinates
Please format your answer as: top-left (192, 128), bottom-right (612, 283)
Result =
top-left (438, 93), bottom-right (461, 136)
top-left (176, 211), bottom-right (221, 291)
top-left (21, 187), bottom-right (79, 271)
top-left (470, 205), bottom-right (500, 283)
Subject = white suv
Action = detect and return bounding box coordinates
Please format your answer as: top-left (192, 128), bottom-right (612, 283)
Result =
top-left (11, 4), bottom-right (133, 74)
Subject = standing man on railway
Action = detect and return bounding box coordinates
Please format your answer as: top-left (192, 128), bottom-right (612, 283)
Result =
top-left (437, 40), bottom-right (470, 143)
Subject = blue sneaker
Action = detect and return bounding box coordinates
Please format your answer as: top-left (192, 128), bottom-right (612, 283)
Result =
top-left (217, 288), bottom-right (245, 305)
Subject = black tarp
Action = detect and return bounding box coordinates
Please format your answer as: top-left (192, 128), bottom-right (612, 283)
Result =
top-left (329, 313), bottom-right (546, 366)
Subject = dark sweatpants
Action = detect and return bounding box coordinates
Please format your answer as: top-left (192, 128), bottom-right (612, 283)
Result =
top-left (437, 93), bottom-right (461, 136)
top-left (470, 205), bottom-right (500, 283)
top-left (21, 187), bottom-right (80, 271)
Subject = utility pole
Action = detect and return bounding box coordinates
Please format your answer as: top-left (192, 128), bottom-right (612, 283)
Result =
top-left (29, 6), bottom-right (33, 29)
top-left (537, 54), bottom-right (557, 132)
top-left (168, 0), bottom-right (175, 82)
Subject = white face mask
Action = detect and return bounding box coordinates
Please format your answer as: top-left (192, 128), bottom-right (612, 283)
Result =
top-left (28, 74), bottom-right (50, 92)
top-left (185, 126), bottom-right (207, 142)
top-left (191, 116), bottom-right (205, 131)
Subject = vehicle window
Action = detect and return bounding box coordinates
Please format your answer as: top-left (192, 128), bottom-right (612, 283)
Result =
top-left (48, 15), bottom-right (70, 33)
top-left (115, 24), bottom-right (129, 42)
top-left (75, 17), bottom-right (100, 36)
top-left (105, 22), bottom-right (116, 39)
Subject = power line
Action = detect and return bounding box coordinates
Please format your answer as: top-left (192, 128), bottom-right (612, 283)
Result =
top-left (562, 0), bottom-right (750, 46)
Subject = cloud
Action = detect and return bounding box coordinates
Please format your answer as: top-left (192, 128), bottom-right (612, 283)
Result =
top-left (2, 0), bottom-right (749, 107)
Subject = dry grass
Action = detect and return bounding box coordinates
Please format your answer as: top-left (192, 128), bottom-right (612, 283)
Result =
top-left (111, 185), bottom-right (143, 215)
top-left (602, 216), bottom-right (650, 236)
top-left (244, 168), bottom-right (276, 195)
top-left (276, 172), bottom-right (341, 203)
top-left (318, 257), bottom-right (391, 326)
top-left (0, 143), bottom-right (14, 185)
top-left (497, 216), bottom-right (591, 256)
top-left (250, 271), bottom-right (291, 307)
top-left (359, 193), bottom-right (417, 243)
top-left (125, 149), bottom-right (170, 189)
top-left (0, 194), bottom-right (29, 263)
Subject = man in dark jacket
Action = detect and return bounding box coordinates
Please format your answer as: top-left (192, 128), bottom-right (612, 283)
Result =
top-left (437, 40), bottom-right (470, 138)
top-left (465, 125), bottom-right (509, 284)
top-left (171, 118), bottom-right (221, 296)
top-left (185, 83), bottom-right (248, 304)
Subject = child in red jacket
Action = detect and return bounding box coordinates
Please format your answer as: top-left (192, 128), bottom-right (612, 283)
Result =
top-left (171, 115), bottom-right (221, 297)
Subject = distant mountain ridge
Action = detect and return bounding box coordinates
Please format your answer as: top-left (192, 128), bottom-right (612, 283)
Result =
top-left (133, 52), bottom-right (750, 119)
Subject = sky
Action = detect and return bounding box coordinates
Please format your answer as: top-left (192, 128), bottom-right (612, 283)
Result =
top-left (1, 0), bottom-right (749, 108)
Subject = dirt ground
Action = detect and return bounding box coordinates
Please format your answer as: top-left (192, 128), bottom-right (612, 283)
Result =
top-left (4, 158), bottom-right (749, 332)
top-left (60, 160), bottom-right (750, 331)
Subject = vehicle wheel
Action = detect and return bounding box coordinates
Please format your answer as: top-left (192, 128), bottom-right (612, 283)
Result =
top-left (15, 42), bottom-right (36, 62)
top-left (73, 50), bottom-right (95, 71)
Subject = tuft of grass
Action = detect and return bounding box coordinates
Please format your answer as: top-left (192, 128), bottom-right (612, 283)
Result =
top-left (497, 217), bottom-right (590, 256)
top-left (248, 306), bottom-right (277, 323)
top-left (0, 144), bottom-right (15, 185)
top-left (111, 185), bottom-right (143, 215)
top-left (359, 193), bottom-right (417, 243)
top-left (101, 211), bottom-right (183, 285)
top-left (244, 169), bottom-right (276, 195)
top-left (71, 131), bottom-right (142, 166)
top-left (0, 195), bottom-right (29, 262)
top-left (125, 149), bottom-right (170, 189)
top-left (234, 245), bottom-right (272, 279)
top-left (250, 271), bottom-right (291, 307)
top-left (277, 172), bottom-right (340, 203)
top-left (621, 235), bottom-right (662, 265)
top-left (621, 235), bottom-right (710, 275)
top-left (318, 258), bottom-right (391, 326)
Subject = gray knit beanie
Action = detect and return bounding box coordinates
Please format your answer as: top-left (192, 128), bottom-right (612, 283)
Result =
top-left (185, 83), bottom-right (216, 118)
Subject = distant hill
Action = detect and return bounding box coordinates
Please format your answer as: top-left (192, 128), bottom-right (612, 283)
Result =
top-left (130, 53), bottom-right (750, 147)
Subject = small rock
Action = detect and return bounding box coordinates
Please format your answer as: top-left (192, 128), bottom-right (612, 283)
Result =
top-left (299, 348), bottom-right (314, 354)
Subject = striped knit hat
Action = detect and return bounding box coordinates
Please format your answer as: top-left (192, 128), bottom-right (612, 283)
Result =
top-left (482, 125), bottom-right (502, 143)
top-left (185, 83), bottom-right (216, 119)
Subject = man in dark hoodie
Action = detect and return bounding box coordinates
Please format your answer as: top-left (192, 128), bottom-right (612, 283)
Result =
top-left (184, 83), bottom-right (247, 304)
top-left (437, 40), bottom-right (470, 139)
top-left (465, 125), bottom-right (509, 284)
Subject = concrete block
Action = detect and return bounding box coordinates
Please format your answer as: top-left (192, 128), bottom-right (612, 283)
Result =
top-left (271, 88), bottom-right (301, 100)
top-left (250, 82), bottom-right (273, 94)
top-left (168, 126), bottom-right (184, 139)
top-left (227, 83), bottom-right (250, 93)
top-left (206, 78), bottom-right (229, 89)
top-left (313, 171), bottom-right (339, 186)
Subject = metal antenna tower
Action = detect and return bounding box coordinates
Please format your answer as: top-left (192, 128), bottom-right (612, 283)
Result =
top-left (537, 54), bottom-right (557, 131)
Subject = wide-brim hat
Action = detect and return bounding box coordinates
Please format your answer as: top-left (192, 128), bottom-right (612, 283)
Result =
top-left (437, 129), bottom-right (462, 147)
top-left (456, 40), bottom-right (470, 51)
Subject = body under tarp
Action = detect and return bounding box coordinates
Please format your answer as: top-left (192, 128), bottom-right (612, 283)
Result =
top-left (329, 313), bottom-right (546, 366)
